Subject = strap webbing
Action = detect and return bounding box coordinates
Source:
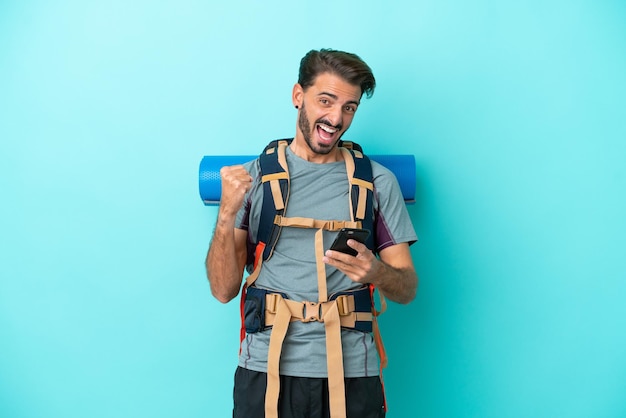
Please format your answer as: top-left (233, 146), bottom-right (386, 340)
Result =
top-left (273, 216), bottom-right (360, 231)
top-left (324, 302), bottom-right (347, 418)
top-left (341, 148), bottom-right (356, 223)
top-left (263, 294), bottom-right (373, 328)
top-left (263, 295), bottom-right (347, 418)
top-left (262, 140), bottom-right (289, 213)
top-left (245, 254), bottom-right (263, 287)
top-left (353, 178), bottom-right (373, 220)
top-left (276, 140), bottom-right (288, 171)
top-left (340, 147), bottom-right (373, 222)
top-left (315, 228), bottom-right (328, 302)
top-left (264, 297), bottom-right (291, 418)
top-left (370, 285), bottom-right (388, 368)
top-left (263, 172), bottom-right (289, 210)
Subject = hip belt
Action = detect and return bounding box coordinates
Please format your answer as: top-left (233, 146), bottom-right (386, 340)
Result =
top-left (243, 285), bottom-right (382, 418)
top-left (243, 285), bottom-right (374, 333)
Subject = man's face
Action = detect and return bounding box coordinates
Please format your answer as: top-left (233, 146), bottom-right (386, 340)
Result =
top-left (293, 72), bottom-right (362, 157)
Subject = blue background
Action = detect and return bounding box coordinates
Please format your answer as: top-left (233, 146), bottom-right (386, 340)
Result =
top-left (1, 1), bottom-right (625, 417)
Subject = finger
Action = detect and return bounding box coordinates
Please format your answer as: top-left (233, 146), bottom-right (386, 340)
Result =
top-left (221, 165), bottom-right (252, 182)
top-left (221, 166), bottom-right (252, 191)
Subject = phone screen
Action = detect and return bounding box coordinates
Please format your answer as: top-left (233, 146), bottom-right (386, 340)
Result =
top-left (329, 228), bottom-right (370, 256)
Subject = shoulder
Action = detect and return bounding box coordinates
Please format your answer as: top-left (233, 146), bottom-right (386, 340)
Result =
top-left (243, 157), bottom-right (259, 171)
top-left (369, 159), bottom-right (406, 214)
top-left (242, 157), bottom-right (261, 182)
top-left (370, 159), bottom-right (399, 187)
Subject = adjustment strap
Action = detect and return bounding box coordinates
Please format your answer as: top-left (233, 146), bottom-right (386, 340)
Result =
top-left (262, 172), bottom-right (288, 211)
top-left (372, 313), bottom-right (388, 412)
top-left (325, 302), bottom-right (347, 418)
top-left (372, 313), bottom-right (388, 369)
top-left (340, 147), bottom-right (373, 221)
top-left (245, 242), bottom-right (266, 287)
top-left (273, 216), bottom-right (360, 231)
top-left (265, 297), bottom-right (291, 418)
top-left (262, 294), bottom-right (349, 418)
top-left (373, 288), bottom-right (387, 317)
top-left (369, 285), bottom-right (388, 369)
top-left (245, 260), bottom-right (262, 287)
top-left (340, 147), bottom-right (356, 222)
top-left (276, 140), bottom-right (288, 171)
top-left (352, 178), bottom-right (373, 220)
top-left (315, 228), bottom-right (328, 302)
top-left (261, 140), bottom-right (290, 211)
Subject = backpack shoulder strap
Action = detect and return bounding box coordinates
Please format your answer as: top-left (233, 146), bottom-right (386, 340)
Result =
top-left (255, 138), bottom-right (376, 262)
top-left (339, 145), bottom-right (375, 251)
top-left (257, 139), bottom-right (292, 261)
top-left (338, 139), bottom-right (363, 153)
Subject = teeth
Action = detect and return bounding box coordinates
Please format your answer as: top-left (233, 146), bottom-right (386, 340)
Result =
top-left (318, 124), bottom-right (337, 133)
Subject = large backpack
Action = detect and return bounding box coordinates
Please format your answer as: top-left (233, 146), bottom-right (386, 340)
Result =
top-left (240, 138), bottom-right (387, 418)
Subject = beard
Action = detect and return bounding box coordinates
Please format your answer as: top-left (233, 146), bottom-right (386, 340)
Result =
top-left (298, 102), bottom-right (344, 155)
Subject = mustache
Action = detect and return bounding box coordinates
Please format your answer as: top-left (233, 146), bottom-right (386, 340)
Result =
top-left (316, 118), bottom-right (342, 131)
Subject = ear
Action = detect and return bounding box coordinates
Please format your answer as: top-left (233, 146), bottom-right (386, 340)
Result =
top-left (292, 83), bottom-right (303, 109)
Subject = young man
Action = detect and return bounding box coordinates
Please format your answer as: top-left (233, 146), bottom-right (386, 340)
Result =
top-left (206, 49), bottom-right (418, 418)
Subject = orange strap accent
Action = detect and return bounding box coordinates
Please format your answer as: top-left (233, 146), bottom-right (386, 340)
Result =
top-left (373, 287), bottom-right (387, 317)
top-left (245, 243), bottom-right (266, 287)
top-left (238, 283), bottom-right (247, 351)
top-left (253, 242), bottom-right (266, 271)
top-left (372, 312), bottom-right (388, 369)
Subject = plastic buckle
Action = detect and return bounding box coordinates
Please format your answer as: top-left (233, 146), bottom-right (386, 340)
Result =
top-left (266, 293), bottom-right (281, 314)
top-left (302, 301), bottom-right (322, 322)
top-left (335, 295), bottom-right (351, 316)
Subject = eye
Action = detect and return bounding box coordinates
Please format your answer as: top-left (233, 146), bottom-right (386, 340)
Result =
top-left (320, 98), bottom-right (330, 106)
top-left (344, 105), bottom-right (357, 113)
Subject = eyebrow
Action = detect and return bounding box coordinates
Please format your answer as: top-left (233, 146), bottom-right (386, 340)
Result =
top-left (318, 91), bottom-right (360, 106)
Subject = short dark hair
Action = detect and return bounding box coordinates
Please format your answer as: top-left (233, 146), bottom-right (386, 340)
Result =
top-left (298, 49), bottom-right (376, 99)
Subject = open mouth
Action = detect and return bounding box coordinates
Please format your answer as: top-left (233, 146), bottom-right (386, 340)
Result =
top-left (316, 123), bottom-right (339, 143)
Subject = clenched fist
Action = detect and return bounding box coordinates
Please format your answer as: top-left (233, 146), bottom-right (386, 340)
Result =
top-left (219, 165), bottom-right (253, 217)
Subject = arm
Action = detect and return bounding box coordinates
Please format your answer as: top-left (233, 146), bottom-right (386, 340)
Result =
top-left (324, 241), bottom-right (418, 304)
top-left (205, 165), bottom-right (252, 303)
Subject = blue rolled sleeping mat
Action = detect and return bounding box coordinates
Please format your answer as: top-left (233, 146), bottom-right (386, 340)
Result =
top-left (199, 154), bottom-right (416, 206)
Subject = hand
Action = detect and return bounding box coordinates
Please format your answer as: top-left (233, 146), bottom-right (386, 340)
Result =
top-left (324, 241), bottom-right (418, 304)
top-left (323, 239), bottom-right (381, 285)
top-left (219, 165), bottom-right (253, 217)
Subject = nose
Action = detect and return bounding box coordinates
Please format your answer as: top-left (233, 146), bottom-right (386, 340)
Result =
top-left (327, 104), bottom-right (343, 127)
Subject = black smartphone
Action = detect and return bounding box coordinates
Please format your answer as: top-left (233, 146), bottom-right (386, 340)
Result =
top-left (329, 228), bottom-right (370, 256)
